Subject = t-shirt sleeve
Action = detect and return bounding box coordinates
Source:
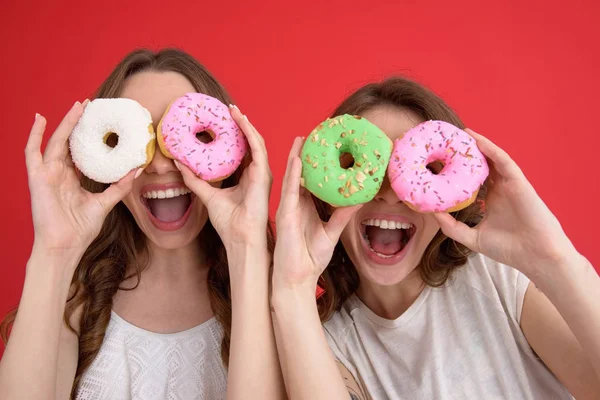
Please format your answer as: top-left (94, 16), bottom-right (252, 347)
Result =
top-left (468, 253), bottom-right (531, 324)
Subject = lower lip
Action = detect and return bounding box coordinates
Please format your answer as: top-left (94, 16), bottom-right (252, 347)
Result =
top-left (359, 228), bottom-right (416, 266)
top-left (143, 195), bottom-right (195, 232)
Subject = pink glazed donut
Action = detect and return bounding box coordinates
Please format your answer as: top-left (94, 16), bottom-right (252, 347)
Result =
top-left (388, 120), bottom-right (489, 213)
top-left (157, 93), bottom-right (248, 182)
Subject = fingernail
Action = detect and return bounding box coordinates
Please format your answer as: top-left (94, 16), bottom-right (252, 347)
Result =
top-left (174, 160), bottom-right (182, 171)
top-left (134, 168), bottom-right (144, 179)
top-left (35, 113), bottom-right (39, 121)
top-left (82, 99), bottom-right (90, 106)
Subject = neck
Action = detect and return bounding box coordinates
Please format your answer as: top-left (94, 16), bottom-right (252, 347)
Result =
top-left (355, 268), bottom-right (425, 320)
top-left (142, 237), bottom-right (208, 280)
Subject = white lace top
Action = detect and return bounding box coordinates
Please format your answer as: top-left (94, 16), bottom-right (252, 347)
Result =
top-left (75, 312), bottom-right (227, 400)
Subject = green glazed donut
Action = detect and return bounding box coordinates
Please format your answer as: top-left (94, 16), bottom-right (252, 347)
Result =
top-left (301, 114), bottom-right (392, 206)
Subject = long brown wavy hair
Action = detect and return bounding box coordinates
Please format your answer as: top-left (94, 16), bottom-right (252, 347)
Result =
top-left (316, 77), bottom-right (487, 321)
top-left (0, 48), bottom-right (275, 398)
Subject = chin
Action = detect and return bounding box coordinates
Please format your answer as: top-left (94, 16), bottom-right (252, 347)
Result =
top-left (123, 183), bottom-right (208, 251)
top-left (340, 210), bottom-right (439, 287)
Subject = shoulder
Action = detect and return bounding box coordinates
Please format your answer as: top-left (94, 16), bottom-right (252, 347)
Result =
top-left (322, 299), bottom-right (369, 395)
top-left (454, 253), bottom-right (530, 322)
top-left (322, 296), bottom-right (360, 348)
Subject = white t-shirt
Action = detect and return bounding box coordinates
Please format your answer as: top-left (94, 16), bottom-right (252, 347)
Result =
top-left (324, 253), bottom-right (573, 399)
top-left (76, 312), bottom-right (227, 400)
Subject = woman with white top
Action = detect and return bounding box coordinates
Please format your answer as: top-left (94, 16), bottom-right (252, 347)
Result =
top-left (0, 48), bottom-right (284, 400)
top-left (272, 77), bottom-right (600, 399)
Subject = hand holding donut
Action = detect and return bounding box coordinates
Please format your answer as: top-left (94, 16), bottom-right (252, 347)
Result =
top-left (26, 101), bottom-right (136, 257)
top-left (175, 105), bottom-right (272, 248)
top-left (433, 129), bottom-right (581, 277)
top-left (273, 137), bottom-right (362, 289)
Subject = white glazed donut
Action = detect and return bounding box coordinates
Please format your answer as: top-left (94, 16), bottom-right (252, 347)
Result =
top-left (69, 98), bottom-right (156, 183)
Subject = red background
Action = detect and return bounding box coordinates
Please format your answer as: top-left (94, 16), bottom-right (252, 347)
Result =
top-left (1, 0), bottom-right (599, 357)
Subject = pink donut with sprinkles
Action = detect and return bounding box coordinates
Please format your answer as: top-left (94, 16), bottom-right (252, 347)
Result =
top-left (157, 93), bottom-right (248, 182)
top-left (388, 120), bottom-right (489, 213)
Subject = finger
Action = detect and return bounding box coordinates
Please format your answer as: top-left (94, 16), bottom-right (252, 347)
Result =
top-left (465, 128), bottom-right (523, 179)
top-left (229, 105), bottom-right (267, 158)
top-left (324, 204), bottom-right (363, 243)
top-left (44, 101), bottom-right (85, 162)
top-left (433, 212), bottom-right (479, 251)
top-left (277, 137), bottom-right (305, 217)
top-left (97, 169), bottom-right (137, 214)
top-left (25, 113), bottom-right (47, 170)
top-left (175, 160), bottom-right (218, 206)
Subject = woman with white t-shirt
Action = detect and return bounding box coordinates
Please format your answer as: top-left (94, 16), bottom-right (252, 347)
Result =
top-left (271, 77), bottom-right (600, 399)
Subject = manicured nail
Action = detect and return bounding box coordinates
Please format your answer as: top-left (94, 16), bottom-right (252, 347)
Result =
top-left (174, 160), bottom-right (182, 171)
top-left (35, 113), bottom-right (40, 121)
top-left (74, 101), bottom-right (81, 107)
top-left (134, 168), bottom-right (144, 179)
top-left (82, 99), bottom-right (90, 107)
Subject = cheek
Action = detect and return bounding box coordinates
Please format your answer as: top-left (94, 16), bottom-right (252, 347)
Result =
top-left (339, 221), bottom-right (361, 259)
top-left (420, 215), bottom-right (441, 244)
top-left (339, 226), bottom-right (353, 249)
top-left (122, 193), bottom-right (137, 214)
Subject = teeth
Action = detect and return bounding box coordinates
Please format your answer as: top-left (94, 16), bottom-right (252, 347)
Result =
top-left (361, 219), bottom-right (413, 230)
top-left (142, 187), bottom-right (191, 199)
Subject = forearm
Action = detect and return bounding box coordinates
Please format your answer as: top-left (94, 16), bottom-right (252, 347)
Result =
top-left (532, 252), bottom-right (600, 380)
top-left (272, 283), bottom-right (350, 400)
top-left (0, 248), bottom-right (81, 399)
top-left (226, 244), bottom-right (286, 400)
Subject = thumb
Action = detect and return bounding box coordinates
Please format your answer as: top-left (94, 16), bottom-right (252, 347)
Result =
top-left (97, 169), bottom-right (137, 213)
top-left (324, 204), bottom-right (363, 243)
top-left (175, 160), bottom-right (218, 206)
top-left (433, 212), bottom-right (479, 251)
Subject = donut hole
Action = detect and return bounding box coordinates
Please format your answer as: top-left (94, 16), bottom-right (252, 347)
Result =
top-left (103, 132), bottom-right (119, 149)
top-left (195, 130), bottom-right (215, 144)
top-left (426, 160), bottom-right (445, 175)
top-left (339, 152), bottom-right (355, 169)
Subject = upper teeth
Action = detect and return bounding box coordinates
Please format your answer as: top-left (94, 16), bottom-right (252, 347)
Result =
top-left (362, 219), bottom-right (413, 229)
top-left (142, 187), bottom-right (191, 199)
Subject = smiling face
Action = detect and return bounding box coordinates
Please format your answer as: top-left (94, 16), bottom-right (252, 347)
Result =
top-left (339, 105), bottom-right (441, 286)
top-left (121, 71), bottom-right (219, 250)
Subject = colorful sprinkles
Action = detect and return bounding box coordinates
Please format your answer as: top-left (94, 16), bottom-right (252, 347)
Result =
top-left (157, 93), bottom-right (248, 182)
top-left (387, 120), bottom-right (489, 213)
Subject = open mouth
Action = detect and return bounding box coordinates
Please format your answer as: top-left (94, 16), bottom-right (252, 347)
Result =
top-left (140, 185), bottom-right (194, 230)
top-left (360, 218), bottom-right (417, 259)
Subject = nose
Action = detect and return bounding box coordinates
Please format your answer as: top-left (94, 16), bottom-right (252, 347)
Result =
top-left (143, 147), bottom-right (179, 175)
top-left (373, 175), bottom-right (402, 205)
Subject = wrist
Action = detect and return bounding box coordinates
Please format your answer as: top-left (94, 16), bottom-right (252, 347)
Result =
top-left (225, 241), bottom-right (271, 283)
top-left (528, 250), bottom-right (592, 293)
top-left (27, 244), bottom-right (84, 279)
top-left (272, 280), bottom-right (319, 313)
top-left (225, 240), bottom-right (270, 262)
